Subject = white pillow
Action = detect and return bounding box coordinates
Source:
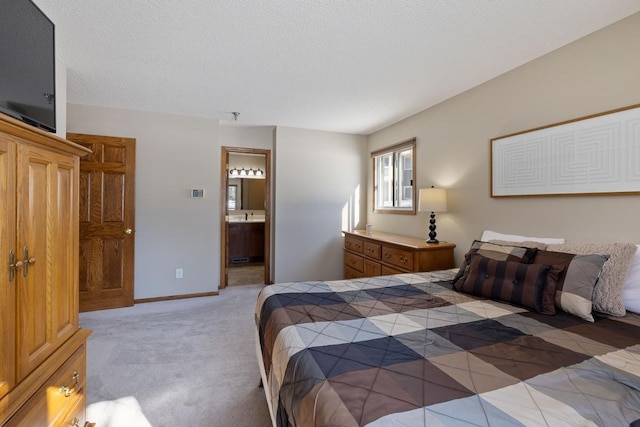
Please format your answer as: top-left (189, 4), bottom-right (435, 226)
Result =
top-left (622, 244), bottom-right (640, 314)
top-left (481, 230), bottom-right (565, 245)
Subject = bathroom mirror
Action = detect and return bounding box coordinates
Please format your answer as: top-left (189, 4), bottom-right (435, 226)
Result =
top-left (228, 153), bottom-right (266, 211)
top-left (228, 178), bottom-right (265, 210)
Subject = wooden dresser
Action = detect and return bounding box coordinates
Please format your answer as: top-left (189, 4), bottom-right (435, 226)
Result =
top-left (0, 115), bottom-right (94, 426)
top-left (343, 230), bottom-right (455, 279)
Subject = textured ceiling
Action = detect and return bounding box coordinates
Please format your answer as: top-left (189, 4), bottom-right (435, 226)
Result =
top-left (33, 0), bottom-right (640, 135)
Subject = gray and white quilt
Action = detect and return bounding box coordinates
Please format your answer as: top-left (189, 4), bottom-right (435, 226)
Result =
top-left (256, 269), bottom-right (640, 426)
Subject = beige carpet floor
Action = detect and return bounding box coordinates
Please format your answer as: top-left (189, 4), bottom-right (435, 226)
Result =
top-left (80, 285), bottom-right (272, 427)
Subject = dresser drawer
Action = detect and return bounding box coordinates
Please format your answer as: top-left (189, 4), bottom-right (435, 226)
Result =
top-left (381, 265), bottom-right (405, 276)
top-left (363, 241), bottom-right (381, 259)
top-left (60, 393), bottom-right (89, 427)
top-left (345, 265), bottom-right (366, 279)
top-left (344, 252), bottom-right (364, 272)
top-left (364, 259), bottom-right (381, 277)
top-left (381, 246), bottom-right (414, 271)
top-left (345, 236), bottom-right (364, 253)
top-left (6, 345), bottom-right (86, 427)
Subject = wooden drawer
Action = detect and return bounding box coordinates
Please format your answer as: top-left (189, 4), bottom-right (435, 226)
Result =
top-left (60, 392), bottom-right (89, 427)
top-left (344, 252), bottom-right (364, 272)
top-left (418, 247), bottom-right (456, 272)
top-left (345, 236), bottom-right (364, 254)
top-left (344, 265), bottom-right (365, 280)
top-left (381, 265), bottom-right (405, 276)
top-left (363, 241), bottom-right (381, 259)
top-left (364, 259), bottom-right (381, 277)
top-left (6, 345), bottom-right (86, 427)
top-left (381, 246), bottom-right (414, 271)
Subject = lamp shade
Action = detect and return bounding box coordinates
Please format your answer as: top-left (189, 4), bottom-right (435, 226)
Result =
top-left (418, 188), bottom-right (447, 213)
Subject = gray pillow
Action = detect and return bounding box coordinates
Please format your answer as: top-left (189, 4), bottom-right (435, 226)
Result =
top-left (547, 242), bottom-right (637, 316)
top-left (533, 250), bottom-right (608, 321)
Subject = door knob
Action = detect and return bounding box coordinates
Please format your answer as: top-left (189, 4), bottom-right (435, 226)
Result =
top-left (124, 228), bottom-right (133, 235)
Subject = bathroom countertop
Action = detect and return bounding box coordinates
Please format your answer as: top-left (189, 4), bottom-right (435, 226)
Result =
top-left (227, 217), bottom-right (265, 223)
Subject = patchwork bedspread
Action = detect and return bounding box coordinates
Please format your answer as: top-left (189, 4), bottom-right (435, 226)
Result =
top-left (255, 270), bottom-right (640, 426)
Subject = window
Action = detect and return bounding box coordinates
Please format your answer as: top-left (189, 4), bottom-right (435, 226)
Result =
top-left (372, 138), bottom-right (416, 214)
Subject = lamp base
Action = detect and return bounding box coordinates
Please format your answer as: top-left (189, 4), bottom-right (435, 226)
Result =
top-left (427, 212), bottom-right (439, 244)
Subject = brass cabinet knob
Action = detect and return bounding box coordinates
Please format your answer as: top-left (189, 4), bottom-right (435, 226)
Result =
top-left (60, 371), bottom-right (80, 397)
top-left (22, 246), bottom-right (34, 276)
top-left (124, 228), bottom-right (133, 235)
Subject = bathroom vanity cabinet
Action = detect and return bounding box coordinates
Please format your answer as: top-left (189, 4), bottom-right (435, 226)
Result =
top-left (228, 221), bottom-right (265, 263)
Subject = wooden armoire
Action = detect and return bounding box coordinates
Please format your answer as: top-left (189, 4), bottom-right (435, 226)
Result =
top-left (0, 114), bottom-right (93, 426)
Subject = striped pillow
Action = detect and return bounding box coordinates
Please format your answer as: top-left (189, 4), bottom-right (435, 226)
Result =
top-left (452, 240), bottom-right (539, 289)
top-left (458, 256), bottom-right (559, 314)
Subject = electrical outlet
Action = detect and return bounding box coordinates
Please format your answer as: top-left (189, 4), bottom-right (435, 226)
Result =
top-left (176, 268), bottom-right (183, 279)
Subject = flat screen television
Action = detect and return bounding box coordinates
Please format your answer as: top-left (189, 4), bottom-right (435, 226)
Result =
top-left (0, 0), bottom-right (56, 133)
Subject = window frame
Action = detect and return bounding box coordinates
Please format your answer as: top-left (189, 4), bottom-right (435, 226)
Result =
top-left (371, 138), bottom-right (416, 215)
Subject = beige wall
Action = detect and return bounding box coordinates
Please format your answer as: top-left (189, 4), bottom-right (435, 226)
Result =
top-left (63, 114), bottom-right (366, 296)
top-left (54, 59), bottom-right (67, 137)
top-left (220, 125), bottom-right (274, 150)
top-left (274, 126), bottom-right (367, 282)
top-left (367, 13), bottom-right (640, 265)
top-left (67, 104), bottom-right (220, 299)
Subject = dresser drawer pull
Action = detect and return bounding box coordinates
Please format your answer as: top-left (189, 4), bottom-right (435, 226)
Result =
top-left (71, 419), bottom-right (95, 427)
top-left (399, 256), bottom-right (408, 264)
top-left (350, 259), bottom-right (357, 265)
top-left (60, 370), bottom-right (80, 397)
top-left (383, 252), bottom-right (391, 259)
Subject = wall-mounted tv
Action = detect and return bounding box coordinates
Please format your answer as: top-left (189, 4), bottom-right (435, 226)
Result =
top-left (0, 0), bottom-right (56, 133)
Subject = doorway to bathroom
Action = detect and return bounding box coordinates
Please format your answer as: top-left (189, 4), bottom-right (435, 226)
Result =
top-left (220, 146), bottom-right (271, 288)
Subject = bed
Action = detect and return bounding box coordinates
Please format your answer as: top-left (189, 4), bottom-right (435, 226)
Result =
top-left (255, 237), bottom-right (640, 426)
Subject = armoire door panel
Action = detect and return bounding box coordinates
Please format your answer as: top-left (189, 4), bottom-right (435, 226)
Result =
top-left (16, 154), bottom-right (53, 379)
top-left (16, 149), bottom-right (53, 380)
top-left (53, 161), bottom-right (79, 342)
top-left (15, 145), bottom-right (78, 381)
top-left (0, 139), bottom-right (17, 399)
